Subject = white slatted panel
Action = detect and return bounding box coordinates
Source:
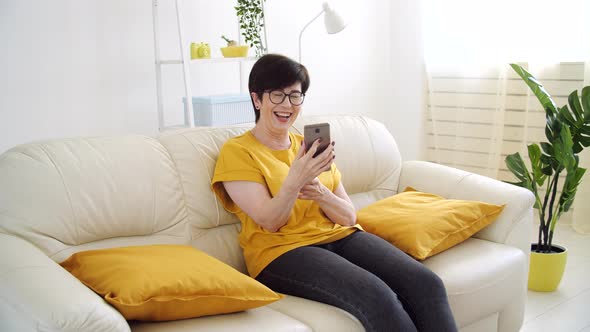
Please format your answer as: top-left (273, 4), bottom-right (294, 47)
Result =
top-left (425, 62), bottom-right (586, 224)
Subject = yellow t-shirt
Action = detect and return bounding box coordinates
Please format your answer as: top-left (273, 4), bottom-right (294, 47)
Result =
top-left (211, 130), bottom-right (361, 278)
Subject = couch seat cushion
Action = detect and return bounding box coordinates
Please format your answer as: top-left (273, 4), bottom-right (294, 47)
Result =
top-left (131, 291), bottom-right (365, 332)
top-left (268, 295), bottom-right (364, 332)
top-left (424, 238), bottom-right (526, 328)
top-left (130, 306), bottom-right (311, 332)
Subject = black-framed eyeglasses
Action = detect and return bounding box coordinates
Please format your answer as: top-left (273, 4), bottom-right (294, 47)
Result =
top-left (266, 90), bottom-right (306, 106)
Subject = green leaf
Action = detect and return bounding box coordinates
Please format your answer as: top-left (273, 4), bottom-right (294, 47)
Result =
top-left (554, 125), bottom-right (575, 171)
top-left (510, 64), bottom-right (558, 115)
top-left (545, 125), bottom-right (554, 142)
top-left (559, 105), bottom-right (576, 127)
top-left (540, 153), bottom-right (559, 173)
top-left (528, 143), bottom-right (547, 186)
top-left (545, 110), bottom-right (562, 142)
top-left (579, 135), bottom-right (590, 146)
top-left (564, 89), bottom-right (590, 153)
top-left (528, 143), bottom-right (541, 162)
top-left (505, 152), bottom-right (534, 192)
top-left (582, 86), bottom-right (590, 119)
top-left (568, 90), bottom-right (583, 123)
top-left (542, 165), bottom-right (553, 176)
top-left (560, 166), bottom-right (587, 212)
top-left (540, 142), bottom-right (553, 155)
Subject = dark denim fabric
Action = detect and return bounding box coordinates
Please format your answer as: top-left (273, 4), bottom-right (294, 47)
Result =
top-left (256, 231), bottom-right (458, 332)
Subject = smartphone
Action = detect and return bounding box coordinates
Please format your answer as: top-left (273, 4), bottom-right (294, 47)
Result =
top-left (304, 123), bottom-right (331, 158)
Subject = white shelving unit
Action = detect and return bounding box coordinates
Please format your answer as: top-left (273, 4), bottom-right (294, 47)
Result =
top-left (151, 0), bottom-right (266, 131)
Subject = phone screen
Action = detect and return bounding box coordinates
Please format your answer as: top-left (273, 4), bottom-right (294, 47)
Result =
top-left (304, 123), bottom-right (331, 158)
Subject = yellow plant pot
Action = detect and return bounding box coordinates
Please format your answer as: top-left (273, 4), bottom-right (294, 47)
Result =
top-left (220, 45), bottom-right (249, 58)
top-left (528, 244), bottom-right (567, 292)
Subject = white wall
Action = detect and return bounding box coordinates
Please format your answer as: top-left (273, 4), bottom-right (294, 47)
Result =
top-left (383, 0), bottom-right (426, 160)
top-left (0, 0), bottom-right (425, 160)
top-left (0, 1), bottom-right (157, 152)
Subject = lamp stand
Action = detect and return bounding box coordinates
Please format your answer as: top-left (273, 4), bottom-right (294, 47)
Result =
top-left (298, 8), bottom-right (325, 63)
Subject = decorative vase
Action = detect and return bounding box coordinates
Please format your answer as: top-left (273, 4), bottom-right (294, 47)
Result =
top-left (528, 244), bottom-right (568, 292)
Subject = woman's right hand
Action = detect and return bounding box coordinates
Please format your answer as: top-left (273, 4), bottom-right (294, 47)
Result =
top-left (284, 139), bottom-right (335, 192)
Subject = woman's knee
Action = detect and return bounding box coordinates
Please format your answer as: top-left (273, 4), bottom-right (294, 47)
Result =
top-left (351, 276), bottom-right (417, 332)
top-left (412, 267), bottom-right (448, 298)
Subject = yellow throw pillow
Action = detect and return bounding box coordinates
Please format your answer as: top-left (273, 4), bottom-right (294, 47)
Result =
top-left (357, 188), bottom-right (505, 260)
top-left (60, 244), bottom-right (283, 321)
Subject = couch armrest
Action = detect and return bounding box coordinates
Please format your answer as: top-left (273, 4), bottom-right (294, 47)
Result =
top-left (0, 233), bottom-right (130, 332)
top-left (398, 161), bottom-right (535, 254)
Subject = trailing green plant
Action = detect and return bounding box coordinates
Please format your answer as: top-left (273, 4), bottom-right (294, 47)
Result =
top-left (235, 0), bottom-right (267, 57)
top-left (505, 63), bottom-right (590, 253)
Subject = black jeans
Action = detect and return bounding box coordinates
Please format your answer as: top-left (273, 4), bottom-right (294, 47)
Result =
top-left (256, 231), bottom-right (458, 332)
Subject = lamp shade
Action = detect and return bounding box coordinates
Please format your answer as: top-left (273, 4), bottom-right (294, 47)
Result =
top-left (322, 2), bottom-right (346, 34)
top-left (298, 2), bottom-right (347, 62)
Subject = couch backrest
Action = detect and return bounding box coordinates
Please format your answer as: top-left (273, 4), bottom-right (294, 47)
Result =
top-left (0, 136), bottom-right (190, 263)
top-left (0, 115), bottom-right (401, 272)
top-left (157, 126), bottom-right (252, 272)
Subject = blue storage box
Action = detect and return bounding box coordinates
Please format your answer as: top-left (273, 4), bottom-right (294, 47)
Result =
top-left (183, 94), bottom-right (254, 126)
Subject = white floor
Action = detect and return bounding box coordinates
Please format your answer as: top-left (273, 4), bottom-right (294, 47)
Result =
top-left (520, 224), bottom-right (590, 332)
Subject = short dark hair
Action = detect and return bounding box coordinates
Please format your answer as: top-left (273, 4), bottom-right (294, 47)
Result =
top-left (248, 54), bottom-right (310, 123)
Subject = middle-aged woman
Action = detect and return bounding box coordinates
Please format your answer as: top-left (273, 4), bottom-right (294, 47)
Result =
top-left (211, 53), bottom-right (457, 332)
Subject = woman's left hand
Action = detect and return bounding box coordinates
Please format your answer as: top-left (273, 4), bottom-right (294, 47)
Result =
top-left (298, 177), bottom-right (328, 202)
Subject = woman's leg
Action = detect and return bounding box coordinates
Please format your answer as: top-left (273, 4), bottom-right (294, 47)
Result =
top-left (256, 245), bottom-right (418, 332)
top-left (333, 231), bottom-right (458, 332)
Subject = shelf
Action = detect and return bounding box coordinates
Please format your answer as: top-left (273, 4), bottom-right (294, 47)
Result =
top-left (152, 0), bottom-right (266, 130)
top-left (158, 57), bottom-right (258, 65)
top-left (159, 59), bottom-right (183, 65)
top-left (190, 56), bottom-right (258, 64)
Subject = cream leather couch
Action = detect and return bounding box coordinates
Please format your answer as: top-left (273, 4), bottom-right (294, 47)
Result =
top-left (0, 115), bottom-right (533, 332)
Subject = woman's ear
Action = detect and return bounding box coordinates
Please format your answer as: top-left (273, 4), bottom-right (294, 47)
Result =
top-left (250, 92), bottom-right (262, 109)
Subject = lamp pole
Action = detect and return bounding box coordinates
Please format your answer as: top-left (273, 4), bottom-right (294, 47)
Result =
top-left (298, 8), bottom-right (325, 63)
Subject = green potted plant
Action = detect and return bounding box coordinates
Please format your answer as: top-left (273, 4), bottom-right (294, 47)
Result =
top-left (505, 63), bottom-right (590, 291)
top-left (235, 0), bottom-right (267, 57)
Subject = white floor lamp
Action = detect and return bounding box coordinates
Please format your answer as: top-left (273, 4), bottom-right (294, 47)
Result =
top-left (298, 2), bottom-right (347, 63)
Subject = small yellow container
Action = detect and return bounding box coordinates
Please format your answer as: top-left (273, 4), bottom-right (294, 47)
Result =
top-left (528, 244), bottom-right (567, 292)
top-left (191, 42), bottom-right (211, 59)
top-left (220, 45), bottom-right (249, 58)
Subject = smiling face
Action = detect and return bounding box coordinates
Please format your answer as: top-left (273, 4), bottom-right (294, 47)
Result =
top-left (248, 54), bottom-right (310, 125)
top-left (251, 82), bottom-right (303, 134)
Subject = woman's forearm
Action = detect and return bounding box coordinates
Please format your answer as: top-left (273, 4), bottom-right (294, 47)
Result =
top-left (223, 180), bottom-right (301, 233)
top-left (317, 191), bottom-right (357, 226)
top-left (253, 183), bottom-right (300, 232)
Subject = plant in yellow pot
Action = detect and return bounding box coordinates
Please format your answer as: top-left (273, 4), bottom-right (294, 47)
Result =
top-left (505, 64), bottom-right (590, 291)
top-left (220, 35), bottom-right (249, 58)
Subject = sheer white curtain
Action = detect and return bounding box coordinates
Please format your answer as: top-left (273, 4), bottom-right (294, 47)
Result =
top-left (421, 0), bottom-right (590, 234)
top-left (572, 63), bottom-right (590, 233)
